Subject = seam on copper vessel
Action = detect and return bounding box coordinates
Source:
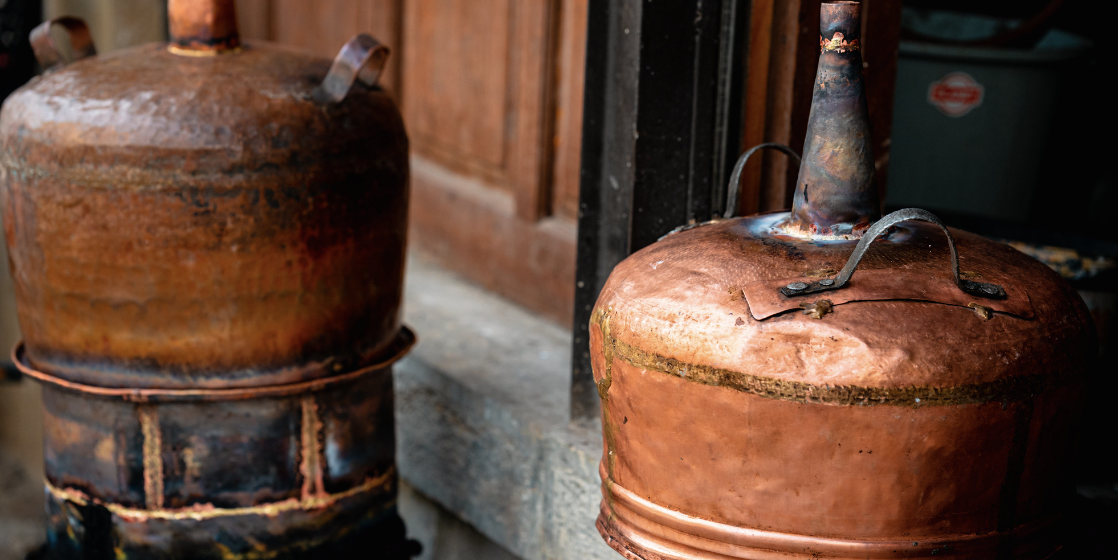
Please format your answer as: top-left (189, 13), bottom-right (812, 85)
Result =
top-left (596, 467), bottom-right (1062, 557)
top-left (299, 395), bottom-right (327, 499)
top-left (10, 327), bottom-right (415, 402)
top-left (138, 405), bottom-right (165, 509)
top-left (44, 467), bottom-right (396, 522)
top-left (592, 307), bottom-right (620, 484)
top-left (599, 321), bottom-right (1079, 408)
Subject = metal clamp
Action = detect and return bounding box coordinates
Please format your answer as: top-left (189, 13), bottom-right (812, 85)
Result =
top-left (779, 208), bottom-right (1007, 300)
top-left (29, 17), bottom-right (97, 71)
top-left (314, 33), bottom-right (390, 104)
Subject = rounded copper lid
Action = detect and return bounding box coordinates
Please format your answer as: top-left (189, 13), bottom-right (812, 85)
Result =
top-left (594, 211), bottom-right (1094, 392)
top-left (2, 38), bottom-right (396, 177)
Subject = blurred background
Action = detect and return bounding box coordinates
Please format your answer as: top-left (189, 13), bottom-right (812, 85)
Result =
top-left (1, 0), bottom-right (1114, 557)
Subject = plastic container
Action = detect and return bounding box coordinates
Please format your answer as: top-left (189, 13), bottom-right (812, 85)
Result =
top-left (885, 9), bottom-right (1092, 222)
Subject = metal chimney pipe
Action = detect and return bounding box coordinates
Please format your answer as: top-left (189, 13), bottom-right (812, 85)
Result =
top-left (784, 1), bottom-right (880, 239)
top-left (168, 0), bottom-right (241, 53)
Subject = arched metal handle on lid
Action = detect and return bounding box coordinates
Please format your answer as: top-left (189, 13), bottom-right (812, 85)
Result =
top-left (29, 17), bottom-right (97, 71)
top-left (779, 208), bottom-right (1008, 300)
top-left (724, 143), bottom-right (802, 219)
top-left (313, 33), bottom-right (390, 104)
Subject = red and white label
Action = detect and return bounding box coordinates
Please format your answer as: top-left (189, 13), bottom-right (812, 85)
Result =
top-left (927, 72), bottom-right (984, 117)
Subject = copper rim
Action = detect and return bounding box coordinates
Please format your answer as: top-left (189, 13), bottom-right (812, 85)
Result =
top-left (11, 326), bottom-right (415, 403)
top-left (598, 464), bottom-right (1061, 559)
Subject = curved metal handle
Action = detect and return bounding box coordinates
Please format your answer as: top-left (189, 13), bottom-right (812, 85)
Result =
top-left (779, 208), bottom-right (1007, 300)
top-left (30, 17), bottom-right (97, 71)
top-left (313, 33), bottom-right (390, 104)
top-left (724, 143), bottom-right (802, 219)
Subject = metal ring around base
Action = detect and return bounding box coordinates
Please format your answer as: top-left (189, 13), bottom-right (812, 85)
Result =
top-left (598, 466), bottom-right (1061, 559)
top-left (11, 326), bottom-right (415, 402)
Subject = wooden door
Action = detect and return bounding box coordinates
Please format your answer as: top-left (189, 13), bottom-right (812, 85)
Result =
top-left (237, 0), bottom-right (585, 325)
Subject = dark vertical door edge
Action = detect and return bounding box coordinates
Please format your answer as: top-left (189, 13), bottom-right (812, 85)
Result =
top-left (571, 0), bottom-right (747, 421)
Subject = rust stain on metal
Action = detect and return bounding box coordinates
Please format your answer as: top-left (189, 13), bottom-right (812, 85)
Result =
top-left (800, 299), bottom-right (834, 319)
top-left (969, 302), bottom-right (994, 320)
top-left (45, 467), bottom-right (396, 522)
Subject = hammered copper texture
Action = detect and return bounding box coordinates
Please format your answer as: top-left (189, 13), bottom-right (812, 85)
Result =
top-left (590, 214), bottom-right (1093, 559)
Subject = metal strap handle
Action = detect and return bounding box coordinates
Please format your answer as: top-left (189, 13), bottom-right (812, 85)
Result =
top-left (779, 208), bottom-right (1007, 300)
top-left (724, 143), bottom-right (802, 219)
top-left (30, 17), bottom-right (97, 71)
top-left (313, 33), bottom-right (390, 104)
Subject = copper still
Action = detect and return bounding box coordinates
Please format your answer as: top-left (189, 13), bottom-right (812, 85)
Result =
top-left (0, 0), bottom-right (415, 557)
top-left (590, 2), bottom-right (1094, 559)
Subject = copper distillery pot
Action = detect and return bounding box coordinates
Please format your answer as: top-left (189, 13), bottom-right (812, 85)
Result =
top-left (2, 0), bottom-right (408, 391)
top-left (0, 0), bottom-right (415, 557)
top-left (590, 2), bottom-right (1094, 559)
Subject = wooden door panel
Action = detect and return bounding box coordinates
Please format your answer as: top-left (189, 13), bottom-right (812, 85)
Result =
top-left (237, 0), bottom-right (403, 96)
top-left (402, 0), bottom-right (557, 224)
top-left (550, 0), bottom-right (587, 221)
top-left (403, 0), bottom-right (511, 172)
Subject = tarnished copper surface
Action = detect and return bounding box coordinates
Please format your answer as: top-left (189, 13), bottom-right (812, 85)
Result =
top-left (0, 3), bottom-right (415, 557)
top-left (168, 0), bottom-right (240, 53)
top-left (590, 209), bottom-right (1093, 559)
top-left (11, 328), bottom-right (415, 403)
top-left (28, 346), bottom-right (406, 557)
top-left (1, 39), bottom-right (409, 390)
top-left (784, 1), bottom-right (879, 239)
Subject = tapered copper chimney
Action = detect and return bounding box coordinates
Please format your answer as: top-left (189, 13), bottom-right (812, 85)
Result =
top-left (784, 1), bottom-right (879, 239)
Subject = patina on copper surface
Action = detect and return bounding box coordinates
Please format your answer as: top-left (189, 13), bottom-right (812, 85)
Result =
top-left (14, 330), bottom-right (414, 558)
top-left (783, 1), bottom-right (879, 239)
top-left (589, 2), bottom-right (1093, 558)
top-left (1, 20), bottom-right (408, 391)
top-left (0, 2), bottom-right (416, 557)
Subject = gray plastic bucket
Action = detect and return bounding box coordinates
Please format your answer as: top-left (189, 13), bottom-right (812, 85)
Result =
top-left (885, 9), bottom-right (1092, 221)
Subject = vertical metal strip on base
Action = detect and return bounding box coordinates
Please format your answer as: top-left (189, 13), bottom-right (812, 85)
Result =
top-left (138, 405), bottom-right (164, 510)
top-left (300, 395), bottom-right (327, 499)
